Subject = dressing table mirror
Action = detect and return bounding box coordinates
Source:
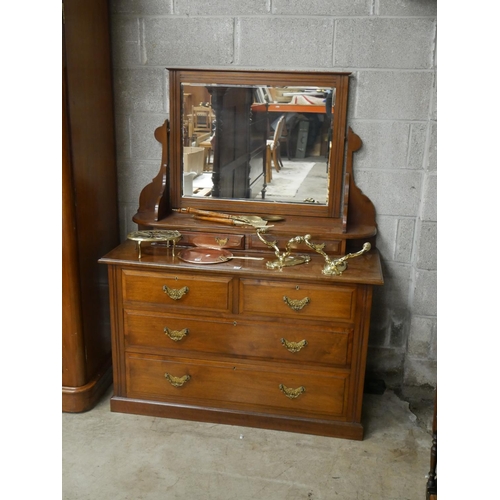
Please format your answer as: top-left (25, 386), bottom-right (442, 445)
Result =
top-left (181, 81), bottom-right (333, 204)
top-left (100, 68), bottom-right (384, 440)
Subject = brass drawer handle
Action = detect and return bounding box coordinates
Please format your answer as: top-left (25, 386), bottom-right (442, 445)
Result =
top-left (164, 327), bottom-right (189, 342)
top-left (283, 296), bottom-right (310, 311)
top-left (279, 384), bottom-right (306, 399)
top-left (280, 338), bottom-right (308, 353)
top-left (215, 237), bottom-right (228, 246)
top-left (162, 285), bottom-right (189, 300)
top-left (165, 373), bottom-right (191, 387)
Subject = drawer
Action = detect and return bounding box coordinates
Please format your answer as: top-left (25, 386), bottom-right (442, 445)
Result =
top-left (122, 269), bottom-right (233, 313)
top-left (239, 279), bottom-right (356, 322)
top-left (125, 353), bottom-right (349, 419)
top-left (124, 310), bottom-right (353, 366)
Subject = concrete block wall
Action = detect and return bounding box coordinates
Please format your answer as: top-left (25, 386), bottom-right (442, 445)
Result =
top-left (108, 0), bottom-right (437, 394)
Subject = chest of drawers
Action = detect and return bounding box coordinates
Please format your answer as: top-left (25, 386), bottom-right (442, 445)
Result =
top-left (100, 240), bottom-right (383, 440)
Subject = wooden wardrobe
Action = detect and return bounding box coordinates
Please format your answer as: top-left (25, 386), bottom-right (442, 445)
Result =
top-left (62, 0), bottom-right (119, 412)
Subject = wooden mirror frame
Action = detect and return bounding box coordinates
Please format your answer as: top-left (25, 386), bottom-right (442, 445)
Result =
top-left (168, 69), bottom-right (349, 219)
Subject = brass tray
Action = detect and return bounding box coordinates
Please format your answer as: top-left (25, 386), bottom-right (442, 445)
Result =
top-left (127, 230), bottom-right (182, 258)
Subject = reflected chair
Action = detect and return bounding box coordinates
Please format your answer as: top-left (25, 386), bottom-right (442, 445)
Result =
top-left (280, 120), bottom-right (292, 161)
top-left (265, 115), bottom-right (286, 183)
top-left (199, 132), bottom-right (215, 171)
top-left (271, 115), bottom-right (297, 161)
top-left (192, 106), bottom-right (213, 133)
top-left (265, 144), bottom-right (272, 184)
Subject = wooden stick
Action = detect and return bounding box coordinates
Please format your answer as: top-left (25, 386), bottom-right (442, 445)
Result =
top-left (176, 207), bottom-right (232, 219)
top-left (192, 215), bottom-right (236, 225)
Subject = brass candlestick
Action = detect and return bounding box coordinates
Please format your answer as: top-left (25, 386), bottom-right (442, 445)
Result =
top-left (256, 228), bottom-right (311, 270)
top-left (303, 235), bottom-right (371, 276)
top-left (256, 229), bottom-right (371, 275)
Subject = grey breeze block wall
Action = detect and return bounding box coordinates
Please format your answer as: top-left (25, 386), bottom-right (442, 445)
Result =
top-left (108, 0), bottom-right (437, 394)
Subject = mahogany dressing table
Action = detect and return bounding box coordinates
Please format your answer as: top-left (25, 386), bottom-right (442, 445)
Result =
top-left (100, 69), bottom-right (383, 440)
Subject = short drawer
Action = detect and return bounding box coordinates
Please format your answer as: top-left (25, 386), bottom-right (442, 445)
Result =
top-left (125, 353), bottom-right (349, 419)
top-left (123, 310), bottom-right (352, 366)
top-left (239, 279), bottom-right (356, 322)
top-left (121, 269), bottom-right (233, 313)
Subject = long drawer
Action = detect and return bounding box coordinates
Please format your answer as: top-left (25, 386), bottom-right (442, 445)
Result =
top-left (125, 353), bottom-right (349, 419)
top-left (239, 279), bottom-right (356, 322)
top-left (123, 310), bottom-right (353, 367)
top-left (121, 269), bottom-right (233, 313)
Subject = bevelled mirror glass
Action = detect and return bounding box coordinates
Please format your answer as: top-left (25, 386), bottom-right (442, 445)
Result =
top-left (182, 82), bottom-right (335, 205)
top-left (169, 69), bottom-right (351, 219)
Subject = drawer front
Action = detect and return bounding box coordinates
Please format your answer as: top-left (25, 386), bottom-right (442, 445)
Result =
top-left (122, 269), bottom-right (233, 312)
top-left (239, 279), bottom-right (356, 322)
top-left (124, 310), bottom-right (352, 366)
top-left (126, 354), bottom-right (349, 418)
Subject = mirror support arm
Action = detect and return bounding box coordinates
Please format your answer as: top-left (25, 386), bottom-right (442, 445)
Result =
top-left (133, 120), bottom-right (170, 225)
top-left (342, 127), bottom-right (377, 233)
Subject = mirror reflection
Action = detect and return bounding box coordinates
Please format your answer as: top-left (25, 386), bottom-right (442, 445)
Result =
top-left (181, 83), bottom-right (336, 205)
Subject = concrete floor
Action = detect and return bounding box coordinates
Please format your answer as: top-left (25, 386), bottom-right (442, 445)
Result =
top-left (62, 387), bottom-right (433, 500)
